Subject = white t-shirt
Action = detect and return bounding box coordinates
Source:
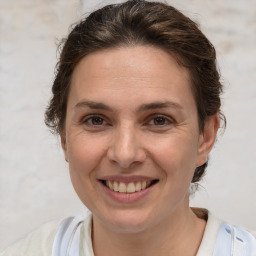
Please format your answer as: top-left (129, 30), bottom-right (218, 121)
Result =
top-left (1, 210), bottom-right (255, 256)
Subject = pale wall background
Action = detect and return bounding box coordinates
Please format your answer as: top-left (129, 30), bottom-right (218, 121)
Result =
top-left (0, 0), bottom-right (255, 251)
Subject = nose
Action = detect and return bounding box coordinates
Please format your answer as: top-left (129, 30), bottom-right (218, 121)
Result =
top-left (107, 123), bottom-right (146, 169)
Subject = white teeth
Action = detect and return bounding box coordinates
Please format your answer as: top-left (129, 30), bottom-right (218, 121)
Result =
top-left (113, 181), bottom-right (119, 192)
top-left (105, 180), bottom-right (154, 193)
top-left (109, 181), bottom-right (113, 190)
top-left (119, 182), bottom-right (127, 193)
top-left (135, 182), bottom-right (141, 191)
top-left (127, 182), bottom-right (136, 193)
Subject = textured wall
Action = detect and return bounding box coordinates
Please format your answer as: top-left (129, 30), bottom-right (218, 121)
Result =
top-left (0, 0), bottom-right (255, 251)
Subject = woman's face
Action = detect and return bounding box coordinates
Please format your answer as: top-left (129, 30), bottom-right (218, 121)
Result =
top-left (62, 46), bottom-right (215, 233)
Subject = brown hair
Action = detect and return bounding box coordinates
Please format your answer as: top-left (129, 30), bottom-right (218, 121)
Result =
top-left (45, 0), bottom-right (225, 183)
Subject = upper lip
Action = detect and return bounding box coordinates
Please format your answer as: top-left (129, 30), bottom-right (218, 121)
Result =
top-left (98, 175), bottom-right (158, 183)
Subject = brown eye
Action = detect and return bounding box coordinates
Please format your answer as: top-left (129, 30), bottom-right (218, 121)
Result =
top-left (153, 117), bottom-right (167, 125)
top-left (90, 116), bottom-right (104, 125)
top-left (148, 115), bottom-right (171, 126)
top-left (83, 115), bottom-right (107, 127)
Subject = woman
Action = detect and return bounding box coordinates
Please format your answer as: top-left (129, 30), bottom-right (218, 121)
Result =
top-left (1, 0), bottom-right (255, 255)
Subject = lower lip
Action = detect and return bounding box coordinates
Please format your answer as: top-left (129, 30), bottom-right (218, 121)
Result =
top-left (100, 182), bottom-right (156, 203)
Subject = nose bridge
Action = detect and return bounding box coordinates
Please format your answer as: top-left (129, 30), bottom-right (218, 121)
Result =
top-left (108, 121), bottom-right (145, 168)
top-left (118, 122), bottom-right (136, 154)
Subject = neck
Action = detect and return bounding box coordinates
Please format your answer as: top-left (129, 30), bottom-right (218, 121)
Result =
top-left (91, 199), bottom-right (206, 256)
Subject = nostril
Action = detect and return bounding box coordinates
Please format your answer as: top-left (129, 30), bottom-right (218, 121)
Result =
top-left (107, 135), bottom-right (146, 168)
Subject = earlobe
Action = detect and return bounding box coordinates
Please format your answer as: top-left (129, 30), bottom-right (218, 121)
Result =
top-left (61, 134), bottom-right (69, 162)
top-left (196, 114), bottom-right (220, 167)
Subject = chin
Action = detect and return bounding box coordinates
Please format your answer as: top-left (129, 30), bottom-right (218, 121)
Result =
top-left (102, 209), bottom-right (153, 234)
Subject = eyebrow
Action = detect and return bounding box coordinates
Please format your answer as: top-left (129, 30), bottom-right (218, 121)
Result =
top-left (75, 101), bottom-right (114, 111)
top-left (137, 101), bottom-right (183, 112)
top-left (74, 100), bottom-right (183, 112)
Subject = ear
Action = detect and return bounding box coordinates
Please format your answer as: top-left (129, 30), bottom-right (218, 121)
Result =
top-left (196, 114), bottom-right (220, 167)
top-left (61, 133), bottom-right (69, 162)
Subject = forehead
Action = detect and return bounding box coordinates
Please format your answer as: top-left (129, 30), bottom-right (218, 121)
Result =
top-left (69, 46), bottom-right (195, 110)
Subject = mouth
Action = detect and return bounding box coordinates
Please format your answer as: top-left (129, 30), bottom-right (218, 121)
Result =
top-left (100, 179), bottom-right (159, 193)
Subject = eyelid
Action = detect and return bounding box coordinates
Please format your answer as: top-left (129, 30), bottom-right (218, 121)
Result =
top-left (146, 114), bottom-right (174, 126)
top-left (81, 114), bottom-right (110, 127)
top-left (80, 113), bottom-right (174, 128)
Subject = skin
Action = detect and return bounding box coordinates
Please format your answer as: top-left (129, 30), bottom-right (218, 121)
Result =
top-left (62, 46), bottom-right (219, 256)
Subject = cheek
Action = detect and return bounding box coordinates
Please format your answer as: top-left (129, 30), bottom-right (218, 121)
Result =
top-left (66, 135), bottom-right (108, 207)
top-left (148, 134), bottom-right (199, 183)
top-left (67, 134), bottom-right (106, 170)
top-left (66, 135), bottom-right (108, 198)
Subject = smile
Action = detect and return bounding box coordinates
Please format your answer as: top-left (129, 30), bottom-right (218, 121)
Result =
top-left (101, 180), bottom-right (158, 193)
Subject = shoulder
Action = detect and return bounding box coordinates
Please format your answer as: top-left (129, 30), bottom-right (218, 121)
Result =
top-left (0, 219), bottom-right (61, 256)
top-left (213, 222), bottom-right (256, 256)
top-left (52, 214), bottom-right (94, 256)
top-left (195, 209), bottom-right (256, 256)
top-left (0, 214), bottom-right (93, 256)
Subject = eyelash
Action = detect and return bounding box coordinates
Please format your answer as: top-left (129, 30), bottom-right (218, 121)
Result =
top-left (82, 115), bottom-right (108, 128)
top-left (146, 115), bottom-right (173, 127)
top-left (81, 114), bottom-right (174, 129)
